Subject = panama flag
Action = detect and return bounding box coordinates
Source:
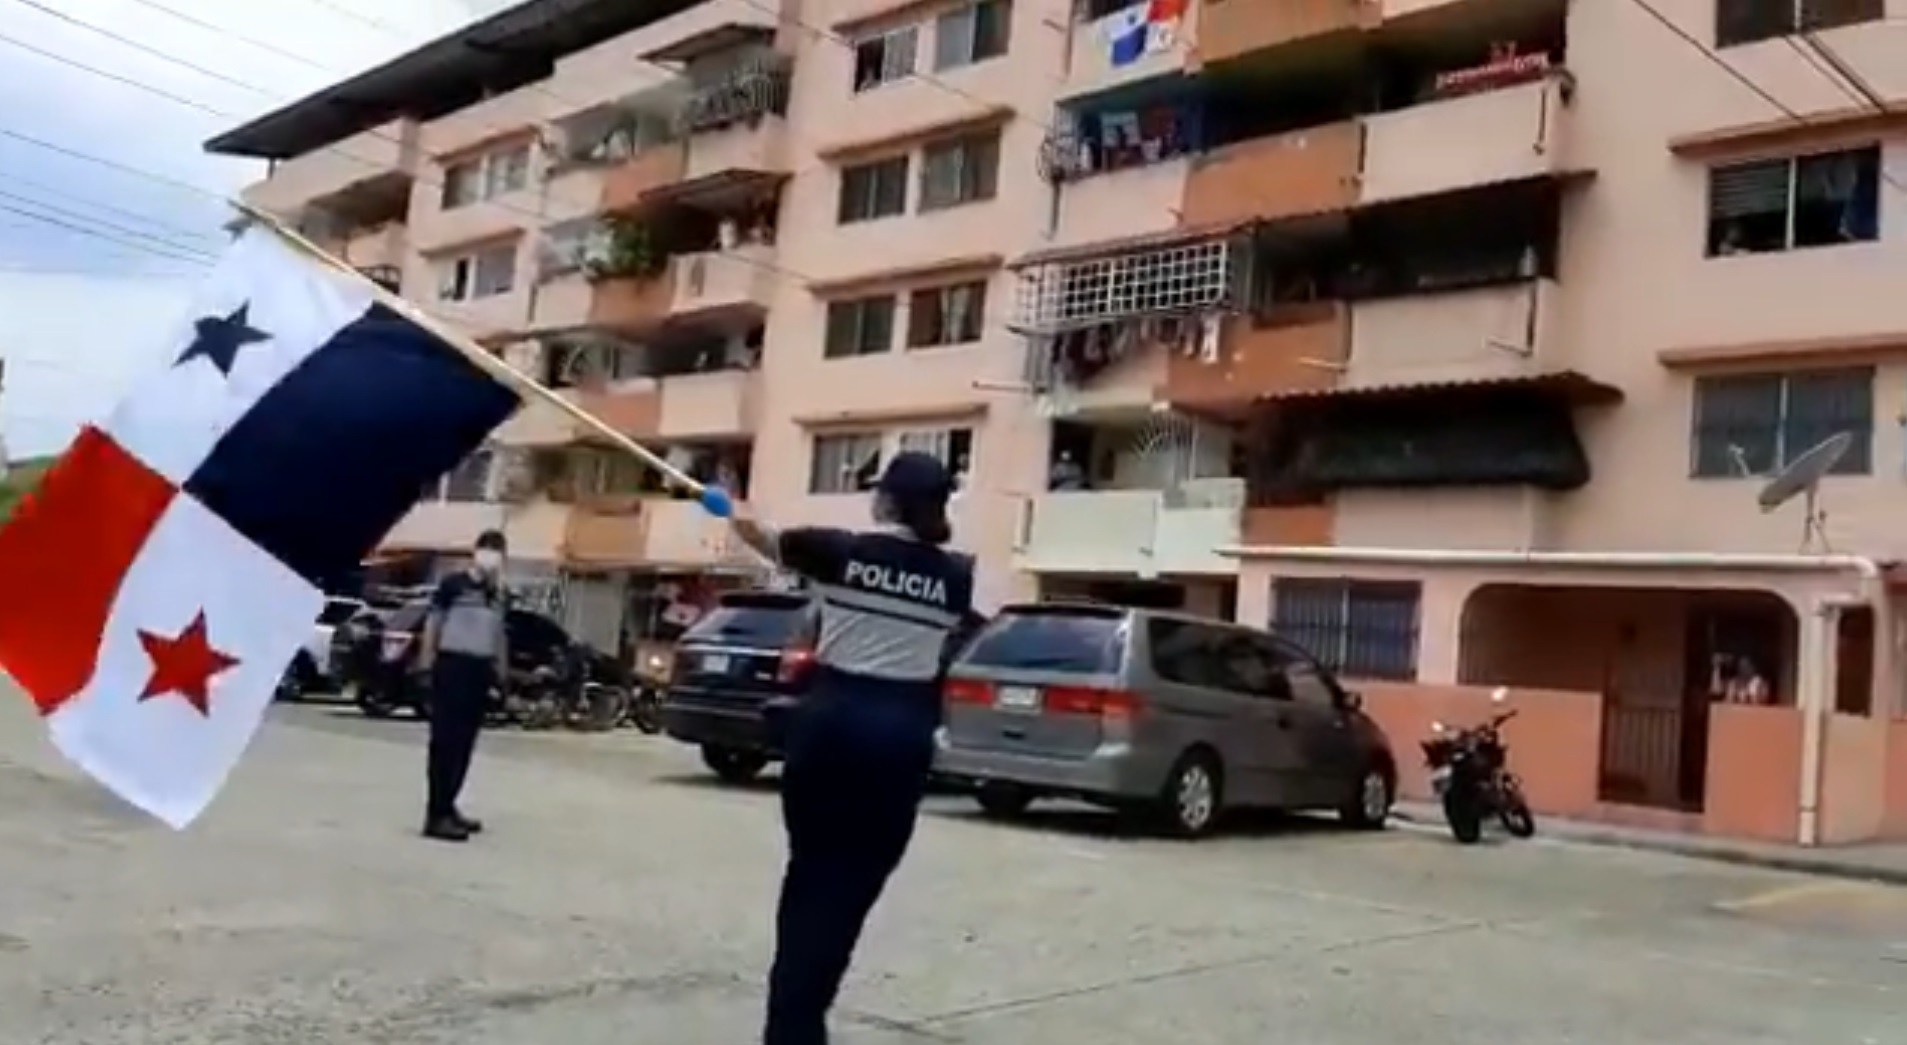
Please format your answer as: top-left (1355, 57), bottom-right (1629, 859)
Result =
top-left (0, 224), bottom-right (521, 828)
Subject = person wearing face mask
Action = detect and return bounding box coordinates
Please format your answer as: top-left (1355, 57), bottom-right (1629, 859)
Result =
top-left (704, 451), bottom-right (980, 1045)
top-left (415, 528), bottom-right (510, 842)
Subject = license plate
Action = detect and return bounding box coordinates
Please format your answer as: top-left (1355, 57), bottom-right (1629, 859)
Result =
top-left (995, 685), bottom-right (1040, 712)
top-left (701, 653), bottom-right (731, 675)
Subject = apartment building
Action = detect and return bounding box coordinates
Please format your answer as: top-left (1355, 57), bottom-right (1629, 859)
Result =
top-left (1016, 0), bottom-right (1907, 845)
top-left (206, 0), bottom-right (1907, 843)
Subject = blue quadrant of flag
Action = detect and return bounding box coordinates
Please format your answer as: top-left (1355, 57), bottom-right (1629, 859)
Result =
top-left (183, 302), bottom-right (518, 588)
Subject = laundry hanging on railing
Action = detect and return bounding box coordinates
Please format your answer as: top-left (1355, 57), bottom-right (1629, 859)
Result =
top-left (1106, 0), bottom-right (1185, 67)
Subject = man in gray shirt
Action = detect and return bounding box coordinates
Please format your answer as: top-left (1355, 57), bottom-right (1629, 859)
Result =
top-left (416, 529), bottom-right (509, 842)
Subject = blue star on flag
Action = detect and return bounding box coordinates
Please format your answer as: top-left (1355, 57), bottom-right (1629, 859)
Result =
top-left (176, 304), bottom-right (270, 376)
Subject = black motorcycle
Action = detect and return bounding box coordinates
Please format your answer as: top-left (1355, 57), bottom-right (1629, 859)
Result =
top-left (508, 648), bottom-right (631, 733)
top-left (1420, 688), bottom-right (1536, 844)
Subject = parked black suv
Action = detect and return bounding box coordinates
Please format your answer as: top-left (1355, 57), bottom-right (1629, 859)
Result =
top-left (661, 590), bottom-right (818, 783)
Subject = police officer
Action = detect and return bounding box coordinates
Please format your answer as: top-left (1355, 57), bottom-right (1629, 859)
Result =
top-left (416, 528), bottom-right (510, 842)
top-left (709, 451), bottom-right (976, 1045)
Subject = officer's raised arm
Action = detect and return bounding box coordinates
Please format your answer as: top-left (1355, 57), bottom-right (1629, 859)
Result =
top-left (721, 504), bottom-right (852, 582)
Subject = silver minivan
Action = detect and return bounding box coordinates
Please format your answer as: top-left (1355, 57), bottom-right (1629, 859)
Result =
top-left (935, 602), bottom-right (1396, 837)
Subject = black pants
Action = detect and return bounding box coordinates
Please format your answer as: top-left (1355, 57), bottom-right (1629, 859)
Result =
top-left (426, 654), bottom-right (492, 820)
top-left (763, 690), bottom-right (934, 1045)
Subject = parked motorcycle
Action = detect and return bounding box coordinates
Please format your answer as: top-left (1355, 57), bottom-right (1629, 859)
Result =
top-left (508, 651), bottom-right (631, 733)
top-left (624, 643), bottom-right (671, 735)
top-left (1421, 687), bottom-right (1536, 844)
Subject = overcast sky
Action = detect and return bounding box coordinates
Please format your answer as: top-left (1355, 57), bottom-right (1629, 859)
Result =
top-left (0, 0), bottom-right (515, 458)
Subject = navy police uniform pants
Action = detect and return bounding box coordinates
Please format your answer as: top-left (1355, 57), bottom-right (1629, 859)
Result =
top-left (763, 688), bottom-right (936, 1045)
top-left (426, 654), bottom-right (492, 820)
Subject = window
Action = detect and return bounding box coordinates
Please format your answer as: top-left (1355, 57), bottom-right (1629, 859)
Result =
top-left (824, 296), bottom-right (897, 358)
top-left (809, 433), bottom-right (884, 493)
top-left (1716, 0), bottom-right (1882, 48)
top-left (1148, 620), bottom-right (1289, 699)
top-left (919, 132), bottom-right (1000, 211)
top-left (852, 25), bottom-right (917, 91)
top-left (1270, 579), bottom-right (1421, 681)
top-left (934, 0), bottom-right (1010, 70)
top-left (907, 280), bottom-right (987, 347)
top-left (436, 243), bottom-right (517, 301)
top-left (961, 606), bottom-right (1126, 674)
top-left (1706, 146), bottom-right (1880, 256)
top-left (1690, 368), bottom-right (1873, 478)
top-left (838, 156), bottom-right (910, 223)
top-left (897, 426), bottom-right (973, 473)
top-left (440, 142), bottom-right (532, 209)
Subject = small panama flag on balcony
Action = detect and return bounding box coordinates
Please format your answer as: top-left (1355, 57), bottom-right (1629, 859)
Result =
top-left (0, 220), bottom-right (523, 828)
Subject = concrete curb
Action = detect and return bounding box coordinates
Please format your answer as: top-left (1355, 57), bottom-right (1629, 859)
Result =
top-left (1388, 804), bottom-right (1907, 888)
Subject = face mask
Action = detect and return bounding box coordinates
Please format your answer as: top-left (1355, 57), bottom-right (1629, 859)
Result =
top-left (473, 549), bottom-right (504, 575)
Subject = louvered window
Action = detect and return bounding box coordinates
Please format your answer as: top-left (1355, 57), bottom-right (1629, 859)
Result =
top-left (1706, 147), bottom-right (1880, 256)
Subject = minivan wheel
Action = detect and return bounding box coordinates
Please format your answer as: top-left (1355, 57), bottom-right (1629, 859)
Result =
top-left (975, 781), bottom-right (1034, 819)
top-left (1157, 750), bottom-right (1223, 838)
top-left (1340, 765), bottom-right (1393, 830)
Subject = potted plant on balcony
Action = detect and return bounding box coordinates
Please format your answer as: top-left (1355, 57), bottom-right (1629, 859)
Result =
top-left (584, 215), bottom-right (667, 282)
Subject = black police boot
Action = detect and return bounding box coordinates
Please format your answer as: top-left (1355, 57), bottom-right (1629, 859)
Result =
top-left (451, 810), bottom-right (483, 834)
top-left (422, 814), bottom-right (470, 842)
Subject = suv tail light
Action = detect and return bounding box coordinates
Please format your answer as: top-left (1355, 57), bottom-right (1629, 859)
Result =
top-left (777, 647), bottom-right (815, 684)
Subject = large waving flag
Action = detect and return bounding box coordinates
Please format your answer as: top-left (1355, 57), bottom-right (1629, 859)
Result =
top-left (0, 223), bottom-right (522, 827)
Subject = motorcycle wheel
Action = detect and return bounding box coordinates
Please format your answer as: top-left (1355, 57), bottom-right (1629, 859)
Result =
top-left (629, 691), bottom-right (663, 735)
top-left (1442, 787), bottom-right (1484, 845)
top-left (1498, 780), bottom-right (1536, 838)
top-left (581, 686), bottom-right (628, 733)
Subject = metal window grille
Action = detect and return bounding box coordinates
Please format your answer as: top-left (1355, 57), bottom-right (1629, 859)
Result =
top-left (1690, 368), bottom-right (1872, 478)
top-left (1012, 238), bottom-right (1233, 333)
top-left (1271, 579), bottom-right (1421, 682)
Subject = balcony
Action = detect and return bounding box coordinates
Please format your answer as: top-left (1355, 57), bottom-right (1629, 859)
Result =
top-left (502, 499), bottom-right (571, 562)
top-left (641, 499), bottom-right (747, 568)
top-left (601, 146), bottom-right (688, 212)
top-left (1164, 304), bottom-right (1348, 408)
top-left (563, 499), bottom-right (649, 567)
top-left (1194, 0), bottom-right (1375, 67)
top-left (573, 384), bottom-right (662, 440)
top-left (686, 117), bottom-right (791, 182)
top-left (657, 369), bottom-right (757, 439)
top-left (493, 397), bottom-right (579, 449)
top-left (382, 500), bottom-right (500, 552)
top-left (1359, 78), bottom-right (1571, 206)
top-left (588, 270), bottom-right (675, 333)
top-left (1015, 485), bottom-right (1242, 577)
top-left (1050, 159), bottom-right (1190, 254)
top-left (244, 118), bottom-right (421, 214)
top-left (1181, 122), bottom-right (1362, 227)
top-left (530, 269), bottom-right (595, 332)
top-left (669, 245), bottom-right (776, 322)
top-left (1062, 4), bottom-right (1196, 99)
top-left (339, 222), bottom-right (405, 271)
top-left (1345, 280), bottom-right (1559, 388)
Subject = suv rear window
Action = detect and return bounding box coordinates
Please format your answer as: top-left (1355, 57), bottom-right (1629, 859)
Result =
top-left (684, 594), bottom-right (813, 646)
top-left (960, 607), bottom-right (1125, 674)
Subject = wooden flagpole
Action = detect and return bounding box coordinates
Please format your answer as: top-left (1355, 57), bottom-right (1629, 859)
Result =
top-left (230, 201), bottom-right (709, 499)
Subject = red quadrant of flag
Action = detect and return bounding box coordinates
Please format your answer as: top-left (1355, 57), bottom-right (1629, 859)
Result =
top-left (0, 426), bottom-right (175, 713)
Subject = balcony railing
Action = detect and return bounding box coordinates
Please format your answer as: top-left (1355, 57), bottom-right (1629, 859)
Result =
top-left (1164, 303), bottom-right (1348, 407)
top-left (1183, 121), bottom-right (1363, 227)
top-left (1359, 77), bottom-right (1570, 205)
top-left (671, 51), bottom-right (792, 136)
top-left (1015, 480), bottom-right (1242, 576)
top-left (1345, 279), bottom-right (1557, 388)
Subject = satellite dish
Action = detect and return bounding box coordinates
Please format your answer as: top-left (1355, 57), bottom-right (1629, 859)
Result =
top-left (1757, 431), bottom-right (1851, 552)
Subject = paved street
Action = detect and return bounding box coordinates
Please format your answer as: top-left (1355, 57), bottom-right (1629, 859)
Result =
top-left (0, 695), bottom-right (1900, 1045)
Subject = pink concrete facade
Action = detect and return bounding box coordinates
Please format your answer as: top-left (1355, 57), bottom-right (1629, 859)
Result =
top-left (219, 0), bottom-right (1907, 841)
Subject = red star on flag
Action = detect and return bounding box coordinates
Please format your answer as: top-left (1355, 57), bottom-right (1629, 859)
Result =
top-left (136, 612), bottom-right (239, 716)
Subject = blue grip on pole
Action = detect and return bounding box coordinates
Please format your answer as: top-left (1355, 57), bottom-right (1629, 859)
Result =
top-left (697, 484), bottom-right (733, 519)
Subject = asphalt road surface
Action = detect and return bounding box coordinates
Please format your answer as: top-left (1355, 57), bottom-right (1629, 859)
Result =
top-left (0, 696), bottom-right (1900, 1044)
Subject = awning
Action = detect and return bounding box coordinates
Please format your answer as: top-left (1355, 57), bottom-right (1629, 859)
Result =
top-left (1256, 370), bottom-right (1623, 408)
